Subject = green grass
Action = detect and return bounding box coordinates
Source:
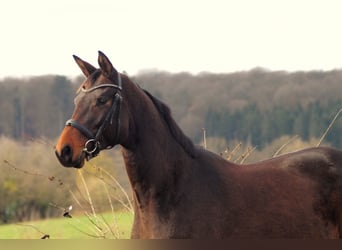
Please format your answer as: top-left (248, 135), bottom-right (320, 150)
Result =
top-left (0, 211), bottom-right (134, 239)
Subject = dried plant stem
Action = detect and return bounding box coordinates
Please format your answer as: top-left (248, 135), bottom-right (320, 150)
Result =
top-left (101, 168), bottom-right (133, 213)
top-left (3, 160), bottom-right (64, 186)
top-left (101, 171), bottom-right (115, 216)
top-left (77, 169), bottom-right (116, 238)
top-left (202, 128), bottom-right (207, 149)
top-left (83, 212), bottom-right (104, 235)
top-left (77, 170), bottom-right (97, 217)
top-left (100, 170), bottom-right (119, 238)
top-left (227, 142), bottom-right (242, 161)
top-left (239, 147), bottom-right (256, 164)
top-left (68, 189), bottom-right (85, 211)
top-left (3, 160), bottom-right (47, 178)
top-left (89, 163), bottom-right (133, 213)
top-left (273, 135), bottom-right (299, 157)
top-left (16, 223), bottom-right (50, 239)
top-left (317, 108), bottom-right (342, 147)
top-left (99, 213), bottom-right (117, 238)
top-left (68, 223), bottom-right (105, 239)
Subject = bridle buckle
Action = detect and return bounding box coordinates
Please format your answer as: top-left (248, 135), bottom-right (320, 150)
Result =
top-left (83, 139), bottom-right (100, 155)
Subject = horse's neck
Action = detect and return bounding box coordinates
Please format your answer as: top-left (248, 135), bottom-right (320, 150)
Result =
top-left (120, 96), bottom-right (190, 208)
top-left (122, 118), bottom-right (185, 189)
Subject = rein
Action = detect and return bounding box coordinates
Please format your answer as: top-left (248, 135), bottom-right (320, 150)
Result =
top-left (65, 73), bottom-right (123, 161)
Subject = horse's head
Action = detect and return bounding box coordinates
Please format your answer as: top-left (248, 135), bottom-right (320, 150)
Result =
top-left (55, 51), bottom-right (129, 168)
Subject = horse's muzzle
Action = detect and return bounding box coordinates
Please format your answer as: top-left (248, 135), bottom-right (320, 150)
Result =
top-left (55, 145), bottom-right (85, 169)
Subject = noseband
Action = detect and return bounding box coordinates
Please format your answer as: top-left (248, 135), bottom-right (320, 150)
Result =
top-left (65, 73), bottom-right (123, 161)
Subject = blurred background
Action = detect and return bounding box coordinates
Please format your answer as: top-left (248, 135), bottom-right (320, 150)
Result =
top-left (1, 0), bottom-right (342, 238)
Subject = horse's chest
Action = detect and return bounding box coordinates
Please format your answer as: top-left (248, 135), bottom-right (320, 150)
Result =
top-left (132, 210), bottom-right (176, 239)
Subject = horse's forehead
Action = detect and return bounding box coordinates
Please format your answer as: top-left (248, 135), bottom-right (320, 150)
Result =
top-left (79, 71), bottom-right (109, 90)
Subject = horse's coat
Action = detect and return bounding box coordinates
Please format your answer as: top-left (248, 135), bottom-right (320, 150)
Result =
top-left (55, 52), bottom-right (342, 238)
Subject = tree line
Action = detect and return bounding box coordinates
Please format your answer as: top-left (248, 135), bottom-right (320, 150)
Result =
top-left (205, 100), bottom-right (342, 148)
top-left (135, 68), bottom-right (342, 148)
top-left (0, 75), bottom-right (76, 139)
top-left (1, 68), bottom-right (342, 148)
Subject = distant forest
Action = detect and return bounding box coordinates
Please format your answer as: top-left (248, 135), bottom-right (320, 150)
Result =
top-left (2, 68), bottom-right (342, 148)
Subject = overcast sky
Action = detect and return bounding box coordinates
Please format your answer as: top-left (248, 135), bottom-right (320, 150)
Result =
top-left (1, 0), bottom-right (342, 78)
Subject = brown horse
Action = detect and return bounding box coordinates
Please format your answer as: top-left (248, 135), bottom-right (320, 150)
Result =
top-left (55, 51), bottom-right (342, 238)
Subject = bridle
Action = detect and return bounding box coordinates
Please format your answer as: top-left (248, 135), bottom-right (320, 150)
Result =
top-left (65, 73), bottom-right (123, 161)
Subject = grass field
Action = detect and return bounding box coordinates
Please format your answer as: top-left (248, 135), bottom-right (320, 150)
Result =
top-left (0, 211), bottom-right (134, 239)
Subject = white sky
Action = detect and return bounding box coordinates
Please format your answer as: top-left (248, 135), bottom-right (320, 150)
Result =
top-left (1, 0), bottom-right (342, 78)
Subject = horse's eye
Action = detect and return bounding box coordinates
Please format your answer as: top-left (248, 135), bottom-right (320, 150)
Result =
top-left (96, 96), bottom-right (108, 106)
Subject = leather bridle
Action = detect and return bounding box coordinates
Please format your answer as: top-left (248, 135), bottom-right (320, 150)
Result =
top-left (65, 73), bottom-right (123, 161)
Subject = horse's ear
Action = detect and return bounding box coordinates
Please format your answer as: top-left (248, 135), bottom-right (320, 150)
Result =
top-left (98, 51), bottom-right (118, 79)
top-left (73, 55), bottom-right (96, 77)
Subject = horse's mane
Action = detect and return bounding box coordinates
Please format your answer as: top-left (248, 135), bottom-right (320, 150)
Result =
top-left (143, 90), bottom-right (198, 158)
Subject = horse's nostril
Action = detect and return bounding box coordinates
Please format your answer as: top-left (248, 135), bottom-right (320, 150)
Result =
top-left (61, 145), bottom-right (73, 162)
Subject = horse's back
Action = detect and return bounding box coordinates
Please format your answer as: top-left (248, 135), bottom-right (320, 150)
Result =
top-left (217, 147), bottom-right (342, 238)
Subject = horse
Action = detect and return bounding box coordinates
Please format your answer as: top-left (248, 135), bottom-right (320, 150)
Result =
top-left (55, 51), bottom-right (342, 238)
